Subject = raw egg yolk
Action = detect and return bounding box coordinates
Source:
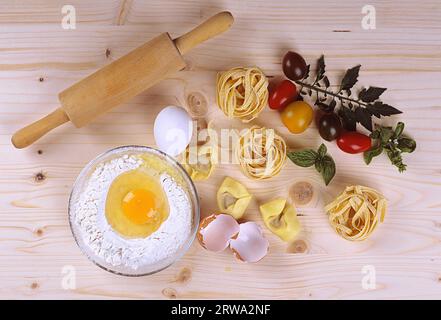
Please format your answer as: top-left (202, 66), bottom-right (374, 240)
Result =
top-left (106, 169), bottom-right (169, 238)
top-left (122, 189), bottom-right (158, 225)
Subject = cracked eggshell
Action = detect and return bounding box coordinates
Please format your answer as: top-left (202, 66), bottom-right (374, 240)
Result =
top-left (229, 222), bottom-right (269, 263)
top-left (197, 214), bottom-right (240, 252)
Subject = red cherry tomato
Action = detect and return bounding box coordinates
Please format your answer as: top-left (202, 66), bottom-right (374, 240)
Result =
top-left (268, 80), bottom-right (298, 110)
top-left (337, 131), bottom-right (372, 154)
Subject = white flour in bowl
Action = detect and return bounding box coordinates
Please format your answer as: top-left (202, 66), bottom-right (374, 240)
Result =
top-left (72, 154), bottom-right (192, 270)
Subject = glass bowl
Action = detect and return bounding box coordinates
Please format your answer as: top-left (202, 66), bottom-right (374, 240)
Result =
top-left (68, 145), bottom-right (200, 276)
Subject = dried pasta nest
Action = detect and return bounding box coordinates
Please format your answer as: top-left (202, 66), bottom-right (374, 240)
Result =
top-left (324, 185), bottom-right (387, 241)
top-left (216, 67), bottom-right (268, 122)
top-left (235, 126), bottom-right (287, 180)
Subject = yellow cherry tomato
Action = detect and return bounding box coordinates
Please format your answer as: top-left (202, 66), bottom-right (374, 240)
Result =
top-left (280, 101), bottom-right (313, 134)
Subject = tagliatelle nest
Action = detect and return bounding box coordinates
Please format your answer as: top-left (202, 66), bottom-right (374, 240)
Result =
top-left (235, 126), bottom-right (287, 180)
top-left (216, 67), bottom-right (268, 122)
top-left (324, 185), bottom-right (387, 241)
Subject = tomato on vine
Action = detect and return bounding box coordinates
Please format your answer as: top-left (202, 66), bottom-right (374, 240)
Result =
top-left (281, 101), bottom-right (313, 134)
top-left (318, 113), bottom-right (342, 141)
top-left (337, 131), bottom-right (371, 154)
top-left (268, 80), bottom-right (298, 110)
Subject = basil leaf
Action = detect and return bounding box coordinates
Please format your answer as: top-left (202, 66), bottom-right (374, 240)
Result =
top-left (397, 137), bottom-right (416, 153)
top-left (289, 144), bottom-right (337, 185)
top-left (321, 155), bottom-right (336, 185)
top-left (364, 145), bottom-right (383, 165)
top-left (317, 143), bottom-right (327, 158)
top-left (315, 158), bottom-right (324, 173)
top-left (287, 150), bottom-right (318, 167)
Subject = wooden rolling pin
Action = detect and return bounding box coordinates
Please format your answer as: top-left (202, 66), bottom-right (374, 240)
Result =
top-left (11, 11), bottom-right (234, 149)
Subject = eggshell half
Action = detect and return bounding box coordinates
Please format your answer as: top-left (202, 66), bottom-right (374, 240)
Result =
top-left (154, 106), bottom-right (193, 157)
top-left (229, 222), bottom-right (269, 263)
top-left (197, 214), bottom-right (240, 252)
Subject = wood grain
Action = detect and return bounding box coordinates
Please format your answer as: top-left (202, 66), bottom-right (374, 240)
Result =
top-left (0, 0), bottom-right (440, 299)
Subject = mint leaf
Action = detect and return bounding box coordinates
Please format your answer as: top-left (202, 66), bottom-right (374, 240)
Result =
top-left (369, 122), bottom-right (416, 172)
top-left (397, 137), bottom-right (416, 153)
top-left (394, 122), bottom-right (405, 138)
top-left (379, 126), bottom-right (395, 144)
top-left (386, 148), bottom-right (407, 172)
top-left (364, 145), bottom-right (383, 165)
top-left (370, 128), bottom-right (381, 139)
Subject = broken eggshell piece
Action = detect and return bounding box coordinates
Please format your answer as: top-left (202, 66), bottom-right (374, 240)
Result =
top-left (197, 214), bottom-right (240, 252)
top-left (229, 222), bottom-right (269, 263)
top-left (217, 177), bottom-right (252, 219)
top-left (259, 198), bottom-right (301, 242)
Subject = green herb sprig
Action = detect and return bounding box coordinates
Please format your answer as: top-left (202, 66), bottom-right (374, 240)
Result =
top-left (295, 55), bottom-right (402, 132)
top-left (287, 144), bottom-right (336, 185)
top-left (364, 122), bottom-right (416, 172)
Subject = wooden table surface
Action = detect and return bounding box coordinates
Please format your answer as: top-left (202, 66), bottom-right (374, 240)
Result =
top-left (1, 0), bottom-right (440, 300)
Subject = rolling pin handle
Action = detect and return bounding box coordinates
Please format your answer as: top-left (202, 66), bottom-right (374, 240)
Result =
top-left (174, 11), bottom-right (234, 55)
top-left (11, 108), bottom-right (69, 149)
